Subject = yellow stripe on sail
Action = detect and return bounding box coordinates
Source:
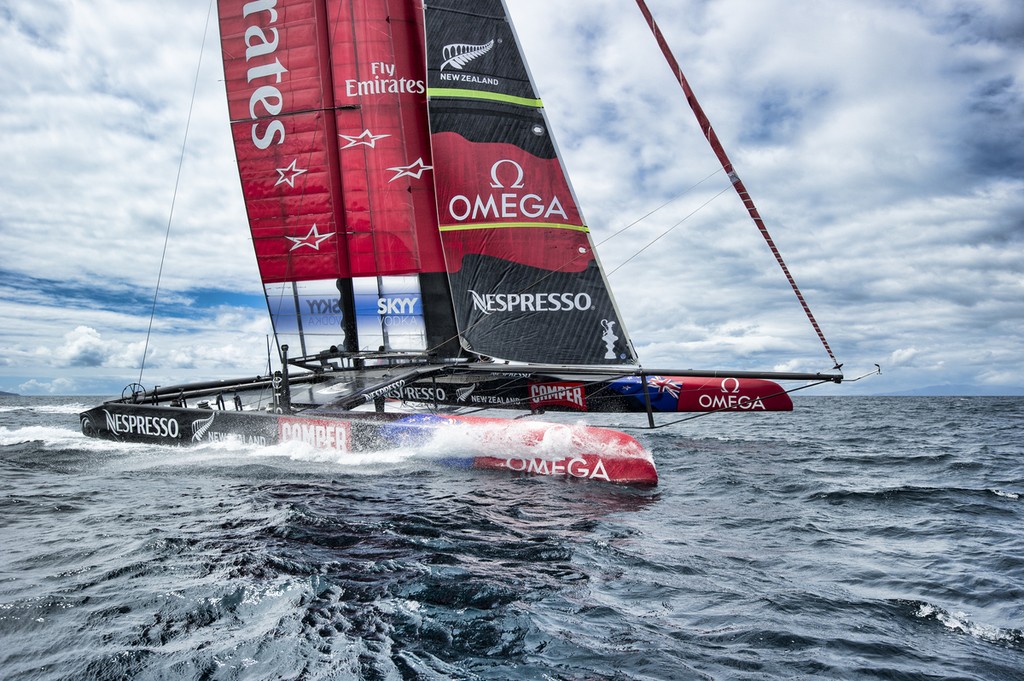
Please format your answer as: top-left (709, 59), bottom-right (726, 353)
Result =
top-left (428, 87), bottom-right (543, 109)
top-left (438, 222), bottom-right (590, 233)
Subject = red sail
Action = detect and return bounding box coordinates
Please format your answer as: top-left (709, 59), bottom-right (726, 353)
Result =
top-left (218, 0), bottom-right (445, 284)
top-left (326, 0), bottom-right (446, 276)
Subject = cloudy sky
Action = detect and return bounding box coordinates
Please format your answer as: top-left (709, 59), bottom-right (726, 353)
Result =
top-left (1, 0), bottom-right (1022, 397)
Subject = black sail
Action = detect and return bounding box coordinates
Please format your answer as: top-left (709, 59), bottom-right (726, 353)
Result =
top-left (423, 0), bottom-right (636, 364)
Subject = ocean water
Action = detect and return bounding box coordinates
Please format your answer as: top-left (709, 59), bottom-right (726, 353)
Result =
top-left (1, 395), bottom-right (1022, 680)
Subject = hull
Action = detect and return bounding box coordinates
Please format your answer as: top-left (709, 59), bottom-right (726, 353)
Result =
top-left (79, 402), bottom-right (658, 486)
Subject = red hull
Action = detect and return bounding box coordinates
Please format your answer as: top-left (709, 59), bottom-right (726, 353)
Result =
top-left (433, 414), bottom-right (657, 486)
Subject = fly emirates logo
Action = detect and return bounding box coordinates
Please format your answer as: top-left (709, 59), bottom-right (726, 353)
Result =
top-left (239, 0), bottom-right (288, 150)
top-left (237, 3), bottom-right (425, 150)
top-left (344, 61), bottom-right (425, 98)
top-left (447, 159), bottom-right (569, 223)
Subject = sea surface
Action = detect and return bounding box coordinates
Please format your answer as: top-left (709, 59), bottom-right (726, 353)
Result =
top-left (1, 395), bottom-right (1022, 680)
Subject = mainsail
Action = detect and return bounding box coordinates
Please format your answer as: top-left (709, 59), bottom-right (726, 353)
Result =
top-left (423, 0), bottom-right (636, 365)
top-left (219, 0), bottom-right (453, 355)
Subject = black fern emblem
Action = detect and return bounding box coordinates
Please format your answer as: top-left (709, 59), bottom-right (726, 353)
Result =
top-left (441, 40), bottom-right (495, 71)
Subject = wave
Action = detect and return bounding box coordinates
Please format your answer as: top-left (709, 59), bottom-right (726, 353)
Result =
top-left (0, 425), bottom-right (120, 450)
top-left (901, 600), bottom-right (1024, 648)
top-left (810, 485), bottom-right (1021, 505)
top-left (0, 403), bottom-right (94, 415)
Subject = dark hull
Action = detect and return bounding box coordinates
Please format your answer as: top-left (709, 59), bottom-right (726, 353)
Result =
top-left (79, 401), bottom-right (659, 486)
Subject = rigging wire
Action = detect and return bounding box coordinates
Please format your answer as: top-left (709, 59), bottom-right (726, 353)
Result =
top-left (634, 0), bottom-right (841, 370)
top-left (606, 184), bottom-right (732, 277)
top-left (417, 168), bottom-right (729, 359)
top-left (137, 0), bottom-right (215, 387)
top-left (591, 167), bottom-right (723, 255)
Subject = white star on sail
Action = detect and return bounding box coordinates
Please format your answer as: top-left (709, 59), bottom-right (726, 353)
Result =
top-left (274, 159), bottom-right (308, 187)
top-left (286, 224), bottom-right (336, 251)
top-left (387, 158), bottom-right (433, 182)
top-left (339, 129), bottom-right (390, 149)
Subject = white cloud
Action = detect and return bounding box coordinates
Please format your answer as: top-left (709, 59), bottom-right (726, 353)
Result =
top-left (18, 377), bottom-right (77, 395)
top-left (53, 326), bottom-right (110, 367)
top-left (889, 348), bottom-right (920, 367)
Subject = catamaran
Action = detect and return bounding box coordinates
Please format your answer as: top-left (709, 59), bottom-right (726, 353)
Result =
top-left (79, 0), bottom-right (846, 485)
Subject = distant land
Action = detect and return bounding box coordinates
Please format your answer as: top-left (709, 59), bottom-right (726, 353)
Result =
top-left (877, 385), bottom-right (1024, 397)
top-left (0, 391), bottom-right (19, 397)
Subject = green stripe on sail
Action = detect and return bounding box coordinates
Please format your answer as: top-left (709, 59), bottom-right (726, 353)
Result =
top-left (439, 222), bottom-right (590, 233)
top-left (428, 87), bottom-right (543, 108)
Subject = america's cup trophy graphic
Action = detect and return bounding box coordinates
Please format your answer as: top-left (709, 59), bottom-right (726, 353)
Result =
top-left (601, 319), bottom-right (619, 360)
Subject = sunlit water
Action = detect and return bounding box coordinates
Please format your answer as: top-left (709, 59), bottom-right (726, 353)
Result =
top-left (1, 396), bottom-right (1022, 679)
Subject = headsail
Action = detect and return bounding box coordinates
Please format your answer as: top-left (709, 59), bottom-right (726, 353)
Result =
top-left (219, 0), bottom-right (452, 355)
top-left (423, 0), bottom-right (637, 365)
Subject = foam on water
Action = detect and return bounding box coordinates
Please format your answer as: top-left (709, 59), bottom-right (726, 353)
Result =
top-left (913, 602), bottom-right (1024, 647)
top-left (0, 425), bottom-right (142, 454)
top-left (395, 417), bottom-right (649, 461)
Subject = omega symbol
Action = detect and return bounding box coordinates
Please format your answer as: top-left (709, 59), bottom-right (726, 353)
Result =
top-left (489, 159), bottom-right (525, 189)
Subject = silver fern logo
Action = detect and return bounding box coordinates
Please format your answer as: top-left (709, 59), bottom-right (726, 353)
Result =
top-left (191, 413), bottom-right (215, 442)
top-left (441, 40), bottom-right (495, 71)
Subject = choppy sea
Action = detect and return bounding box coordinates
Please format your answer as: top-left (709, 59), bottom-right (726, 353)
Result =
top-left (1, 395), bottom-right (1022, 680)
